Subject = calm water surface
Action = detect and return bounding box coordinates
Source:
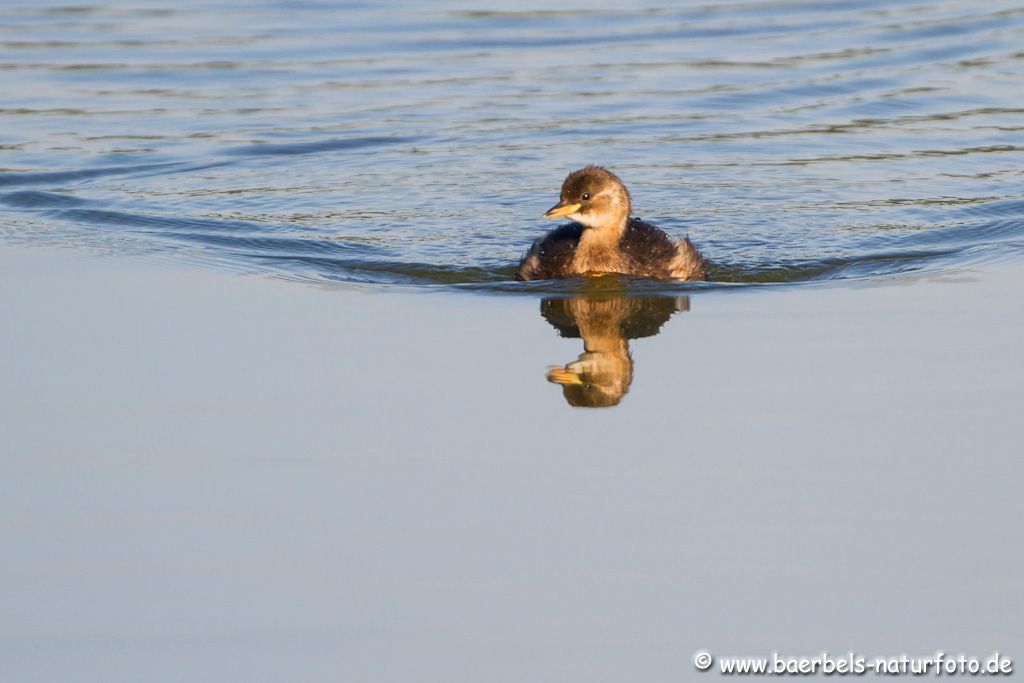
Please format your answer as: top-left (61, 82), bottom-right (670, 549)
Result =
top-left (1, 0), bottom-right (1023, 289)
top-left (2, 248), bottom-right (1022, 681)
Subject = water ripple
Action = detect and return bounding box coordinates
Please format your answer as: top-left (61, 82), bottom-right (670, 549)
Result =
top-left (0, 0), bottom-right (1022, 290)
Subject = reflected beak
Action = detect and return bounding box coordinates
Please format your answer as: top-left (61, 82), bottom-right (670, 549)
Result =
top-left (544, 202), bottom-right (582, 219)
top-left (546, 366), bottom-right (583, 385)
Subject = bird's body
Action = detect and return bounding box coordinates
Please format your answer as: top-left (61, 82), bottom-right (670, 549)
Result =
top-left (518, 218), bottom-right (705, 281)
top-left (516, 166), bottom-right (707, 282)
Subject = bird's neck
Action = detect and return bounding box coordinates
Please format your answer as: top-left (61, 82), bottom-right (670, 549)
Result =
top-left (576, 214), bottom-right (627, 261)
top-left (582, 333), bottom-right (629, 355)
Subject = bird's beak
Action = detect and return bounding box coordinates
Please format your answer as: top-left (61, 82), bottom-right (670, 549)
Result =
top-left (544, 201), bottom-right (582, 219)
top-left (546, 366), bottom-right (584, 385)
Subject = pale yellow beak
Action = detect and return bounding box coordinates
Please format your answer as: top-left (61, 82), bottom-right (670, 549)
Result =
top-left (544, 202), bottom-right (582, 219)
top-left (546, 366), bottom-right (584, 385)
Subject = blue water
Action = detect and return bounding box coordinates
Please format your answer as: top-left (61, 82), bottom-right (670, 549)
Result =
top-left (1, 0), bottom-right (1023, 290)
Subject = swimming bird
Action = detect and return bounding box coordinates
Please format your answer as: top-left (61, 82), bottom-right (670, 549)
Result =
top-left (516, 166), bottom-right (707, 282)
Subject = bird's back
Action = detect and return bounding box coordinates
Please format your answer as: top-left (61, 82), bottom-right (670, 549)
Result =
top-left (516, 223), bottom-right (584, 281)
top-left (618, 219), bottom-right (678, 277)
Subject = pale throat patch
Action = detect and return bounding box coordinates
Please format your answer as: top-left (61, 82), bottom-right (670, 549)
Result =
top-left (565, 210), bottom-right (594, 227)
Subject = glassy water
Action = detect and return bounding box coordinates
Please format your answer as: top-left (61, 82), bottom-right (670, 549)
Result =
top-left (1, 0), bottom-right (1023, 290)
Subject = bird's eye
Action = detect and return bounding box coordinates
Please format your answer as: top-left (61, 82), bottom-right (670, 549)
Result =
top-left (582, 193), bottom-right (590, 201)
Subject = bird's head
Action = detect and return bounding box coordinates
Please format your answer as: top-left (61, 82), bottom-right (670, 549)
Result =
top-left (544, 166), bottom-right (632, 231)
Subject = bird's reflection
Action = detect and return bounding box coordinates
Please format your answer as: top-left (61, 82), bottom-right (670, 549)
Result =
top-left (540, 293), bottom-right (690, 408)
